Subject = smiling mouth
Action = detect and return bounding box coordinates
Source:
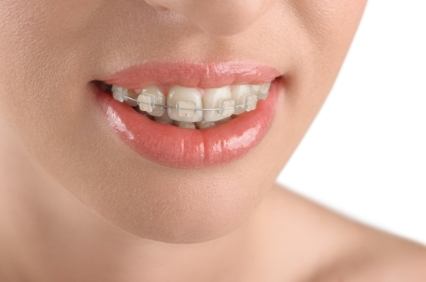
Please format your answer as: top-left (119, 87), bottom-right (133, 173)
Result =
top-left (94, 80), bottom-right (274, 129)
top-left (92, 61), bottom-right (284, 168)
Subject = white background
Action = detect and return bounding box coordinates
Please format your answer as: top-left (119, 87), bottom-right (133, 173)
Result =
top-left (277, 1), bottom-right (426, 244)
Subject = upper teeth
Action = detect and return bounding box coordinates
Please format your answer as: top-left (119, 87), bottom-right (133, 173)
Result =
top-left (137, 86), bottom-right (165, 117)
top-left (111, 85), bottom-right (128, 103)
top-left (168, 86), bottom-right (204, 122)
top-left (111, 83), bottom-right (271, 123)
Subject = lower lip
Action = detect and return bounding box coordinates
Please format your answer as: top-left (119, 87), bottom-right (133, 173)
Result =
top-left (95, 80), bottom-right (282, 168)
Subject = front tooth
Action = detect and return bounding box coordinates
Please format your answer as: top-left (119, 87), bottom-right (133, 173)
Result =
top-left (175, 121), bottom-right (196, 129)
top-left (111, 86), bottom-right (128, 102)
top-left (154, 112), bottom-right (173, 124)
top-left (137, 86), bottom-right (165, 117)
top-left (231, 85), bottom-right (258, 114)
top-left (215, 116), bottom-right (231, 125)
top-left (167, 86), bottom-right (203, 122)
top-left (202, 86), bottom-right (235, 122)
top-left (253, 83), bottom-right (271, 100)
top-left (196, 121), bottom-right (216, 129)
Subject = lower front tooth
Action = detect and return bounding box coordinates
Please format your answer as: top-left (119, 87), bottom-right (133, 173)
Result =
top-left (215, 116), bottom-right (231, 125)
top-left (176, 121), bottom-right (196, 129)
top-left (154, 112), bottom-right (173, 124)
top-left (196, 121), bottom-right (216, 129)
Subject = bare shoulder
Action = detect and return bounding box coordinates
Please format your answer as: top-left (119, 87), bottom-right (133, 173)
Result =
top-left (320, 232), bottom-right (426, 282)
top-left (268, 184), bottom-right (426, 282)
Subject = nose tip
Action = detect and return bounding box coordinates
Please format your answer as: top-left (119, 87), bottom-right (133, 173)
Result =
top-left (143, 0), bottom-right (272, 36)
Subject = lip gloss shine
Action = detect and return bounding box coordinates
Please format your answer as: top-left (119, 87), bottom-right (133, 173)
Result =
top-left (95, 62), bottom-right (283, 168)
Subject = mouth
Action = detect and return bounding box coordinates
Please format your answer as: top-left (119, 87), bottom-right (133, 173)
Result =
top-left (93, 62), bottom-right (284, 169)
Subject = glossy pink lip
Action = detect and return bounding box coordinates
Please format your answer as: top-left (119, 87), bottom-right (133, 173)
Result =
top-left (95, 62), bottom-right (283, 168)
top-left (102, 61), bottom-right (281, 89)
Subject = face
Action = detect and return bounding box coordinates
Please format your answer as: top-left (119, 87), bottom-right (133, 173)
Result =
top-left (0, 0), bottom-right (366, 243)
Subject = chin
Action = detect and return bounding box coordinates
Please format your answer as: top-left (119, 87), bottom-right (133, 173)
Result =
top-left (80, 175), bottom-right (264, 244)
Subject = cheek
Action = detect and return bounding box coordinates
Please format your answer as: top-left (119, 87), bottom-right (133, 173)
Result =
top-left (290, 0), bottom-right (368, 102)
top-left (300, 0), bottom-right (368, 47)
top-left (261, 1), bottom-right (368, 180)
top-left (0, 1), bottom-right (81, 110)
top-left (0, 0), bottom-right (103, 141)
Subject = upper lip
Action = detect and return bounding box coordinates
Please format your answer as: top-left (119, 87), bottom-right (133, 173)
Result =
top-left (99, 61), bottom-right (282, 90)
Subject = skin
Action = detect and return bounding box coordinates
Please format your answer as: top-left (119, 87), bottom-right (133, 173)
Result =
top-left (0, 0), bottom-right (425, 281)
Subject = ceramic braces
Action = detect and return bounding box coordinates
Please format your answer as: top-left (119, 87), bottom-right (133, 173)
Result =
top-left (124, 96), bottom-right (258, 113)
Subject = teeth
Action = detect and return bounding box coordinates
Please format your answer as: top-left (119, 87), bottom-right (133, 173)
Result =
top-left (175, 121), bottom-right (196, 129)
top-left (202, 86), bottom-right (235, 122)
top-left (216, 116), bottom-right (232, 125)
top-left (196, 121), bottom-right (216, 129)
top-left (111, 86), bottom-right (139, 106)
top-left (253, 82), bottom-right (271, 100)
top-left (154, 112), bottom-right (173, 124)
top-left (245, 94), bottom-right (258, 112)
top-left (230, 85), bottom-right (258, 114)
top-left (137, 86), bottom-right (165, 117)
top-left (125, 90), bottom-right (139, 107)
top-left (167, 86), bottom-right (203, 122)
top-left (111, 86), bottom-right (128, 103)
top-left (109, 81), bottom-right (272, 126)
